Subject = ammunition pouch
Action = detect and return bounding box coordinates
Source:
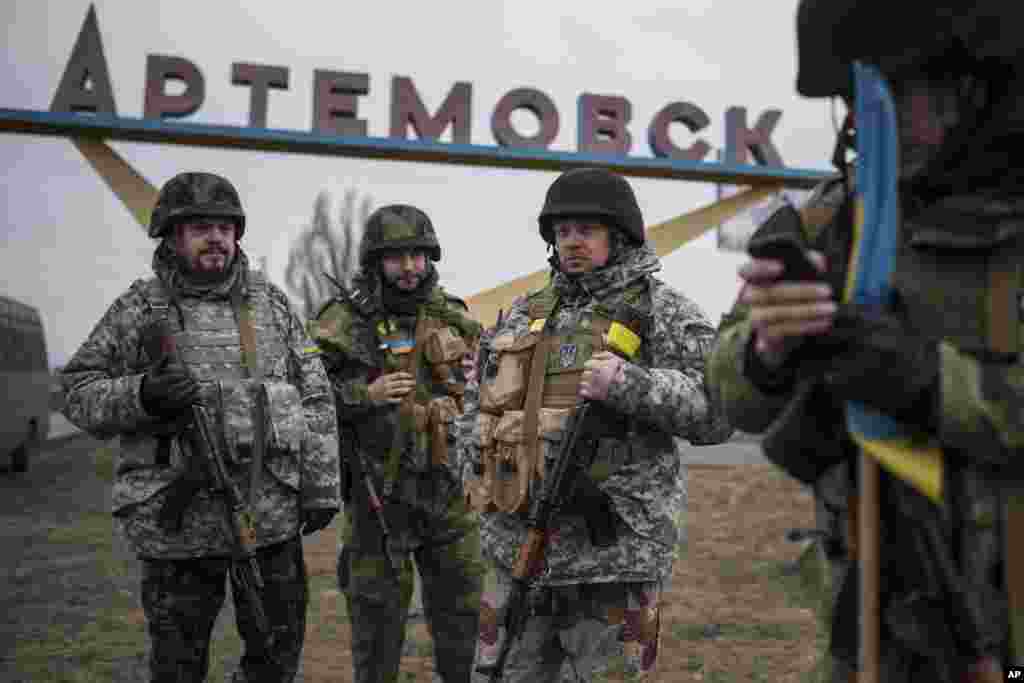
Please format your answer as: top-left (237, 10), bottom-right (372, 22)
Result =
top-left (425, 326), bottom-right (469, 394)
top-left (475, 407), bottom-right (570, 515)
top-left (466, 412), bottom-right (500, 513)
top-left (479, 333), bottom-right (540, 413)
top-left (220, 380), bottom-right (306, 463)
top-left (426, 396), bottom-right (459, 468)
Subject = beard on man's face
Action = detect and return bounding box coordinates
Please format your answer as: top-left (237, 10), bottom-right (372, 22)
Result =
top-left (181, 244), bottom-right (235, 282)
top-left (385, 270), bottom-right (423, 291)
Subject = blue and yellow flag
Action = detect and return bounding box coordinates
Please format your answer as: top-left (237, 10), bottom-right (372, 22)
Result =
top-left (846, 62), bottom-right (944, 503)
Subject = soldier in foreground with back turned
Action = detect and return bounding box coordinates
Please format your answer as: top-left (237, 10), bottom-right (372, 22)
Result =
top-left (709, 1), bottom-right (1024, 679)
top-left (60, 172), bottom-right (340, 682)
top-left (309, 204), bottom-right (488, 683)
top-left (462, 167), bottom-right (733, 681)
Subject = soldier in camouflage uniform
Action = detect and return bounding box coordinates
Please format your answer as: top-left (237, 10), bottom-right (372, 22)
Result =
top-left (461, 168), bottom-right (733, 681)
top-left (309, 204), bottom-right (488, 683)
top-left (61, 172), bottom-right (340, 683)
top-left (709, 2), bottom-right (1024, 679)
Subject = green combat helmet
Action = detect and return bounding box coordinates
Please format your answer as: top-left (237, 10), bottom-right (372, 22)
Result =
top-left (148, 172), bottom-right (247, 239)
top-left (359, 204), bottom-right (441, 267)
top-left (538, 167), bottom-right (645, 246)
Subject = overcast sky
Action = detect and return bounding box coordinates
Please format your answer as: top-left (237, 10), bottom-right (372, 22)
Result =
top-left (1, 0), bottom-right (837, 367)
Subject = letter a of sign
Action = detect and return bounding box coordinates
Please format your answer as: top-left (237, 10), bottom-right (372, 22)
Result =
top-left (51, 4), bottom-right (118, 115)
top-left (49, 5), bottom-right (117, 114)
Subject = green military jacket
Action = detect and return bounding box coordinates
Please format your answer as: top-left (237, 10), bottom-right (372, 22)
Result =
top-left (309, 271), bottom-right (481, 492)
top-left (709, 177), bottom-right (1023, 665)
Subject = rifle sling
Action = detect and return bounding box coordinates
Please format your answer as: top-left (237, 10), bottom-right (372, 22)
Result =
top-left (236, 293), bottom-right (266, 510)
top-left (520, 334), bottom-right (552, 497)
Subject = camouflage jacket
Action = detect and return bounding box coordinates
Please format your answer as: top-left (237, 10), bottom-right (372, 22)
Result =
top-left (459, 243), bottom-right (733, 585)
top-left (309, 268), bottom-right (481, 494)
top-left (61, 248), bottom-right (340, 559)
top-left (708, 177), bottom-right (1023, 664)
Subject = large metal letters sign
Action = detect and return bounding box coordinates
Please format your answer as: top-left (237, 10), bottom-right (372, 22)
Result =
top-left (1, 4), bottom-right (831, 189)
top-left (0, 5), bottom-right (835, 321)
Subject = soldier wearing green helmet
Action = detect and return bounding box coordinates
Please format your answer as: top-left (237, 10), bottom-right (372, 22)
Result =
top-left (310, 203), bottom-right (487, 683)
top-left (61, 171), bottom-right (340, 683)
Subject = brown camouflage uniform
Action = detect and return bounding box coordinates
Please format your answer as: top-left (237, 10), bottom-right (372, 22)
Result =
top-left (61, 245), bottom-right (339, 682)
top-left (461, 242), bottom-right (733, 681)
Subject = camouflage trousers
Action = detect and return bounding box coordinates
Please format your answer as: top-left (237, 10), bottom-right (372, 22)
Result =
top-left (139, 536), bottom-right (307, 683)
top-left (474, 568), bottom-right (663, 683)
top-left (339, 467), bottom-right (487, 683)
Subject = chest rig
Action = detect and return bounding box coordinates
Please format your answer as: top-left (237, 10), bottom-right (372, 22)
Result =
top-left (133, 273), bottom-right (303, 471)
top-left (470, 279), bottom-right (650, 515)
top-left (369, 292), bottom-right (481, 495)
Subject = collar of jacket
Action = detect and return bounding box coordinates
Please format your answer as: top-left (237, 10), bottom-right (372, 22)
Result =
top-left (550, 242), bottom-right (661, 302)
top-left (152, 240), bottom-right (250, 301)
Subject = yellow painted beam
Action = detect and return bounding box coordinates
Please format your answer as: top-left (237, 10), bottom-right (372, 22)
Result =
top-left (72, 138), bottom-right (157, 230)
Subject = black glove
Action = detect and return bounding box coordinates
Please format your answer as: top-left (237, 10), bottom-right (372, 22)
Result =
top-left (301, 508), bottom-right (337, 536)
top-left (794, 304), bottom-right (939, 431)
top-left (140, 357), bottom-right (200, 419)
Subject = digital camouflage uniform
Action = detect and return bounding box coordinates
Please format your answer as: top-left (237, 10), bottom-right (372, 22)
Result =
top-left (462, 170), bottom-right (733, 682)
top-left (309, 204), bottom-right (488, 683)
top-left (710, 4), bottom-right (1024, 678)
top-left (61, 173), bottom-right (340, 683)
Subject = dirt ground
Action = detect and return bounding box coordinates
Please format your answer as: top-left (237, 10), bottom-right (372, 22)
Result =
top-left (1, 436), bottom-right (820, 682)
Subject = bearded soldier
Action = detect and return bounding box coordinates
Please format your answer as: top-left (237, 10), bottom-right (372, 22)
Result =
top-left (709, 1), bottom-right (1024, 679)
top-left (309, 204), bottom-right (488, 683)
top-left (463, 167), bottom-right (733, 681)
top-left (60, 172), bottom-right (340, 683)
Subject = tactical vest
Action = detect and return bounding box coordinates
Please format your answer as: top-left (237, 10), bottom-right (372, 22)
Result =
top-left (468, 280), bottom-right (650, 515)
top-left (130, 273), bottom-right (306, 474)
top-left (325, 286), bottom-right (481, 491)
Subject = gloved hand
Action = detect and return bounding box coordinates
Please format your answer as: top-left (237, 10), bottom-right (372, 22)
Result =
top-left (794, 304), bottom-right (939, 431)
top-left (140, 357), bottom-right (200, 419)
top-left (300, 508), bottom-right (337, 536)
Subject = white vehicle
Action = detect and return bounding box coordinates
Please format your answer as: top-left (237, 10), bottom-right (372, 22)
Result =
top-left (0, 296), bottom-right (50, 472)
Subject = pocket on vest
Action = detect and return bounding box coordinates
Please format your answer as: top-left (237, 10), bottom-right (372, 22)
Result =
top-left (479, 333), bottom-right (540, 413)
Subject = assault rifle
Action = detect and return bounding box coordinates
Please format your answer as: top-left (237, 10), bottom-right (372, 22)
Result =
top-left (343, 424), bottom-right (403, 578)
top-left (141, 320), bottom-right (278, 665)
top-left (479, 400), bottom-right (610, 682)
